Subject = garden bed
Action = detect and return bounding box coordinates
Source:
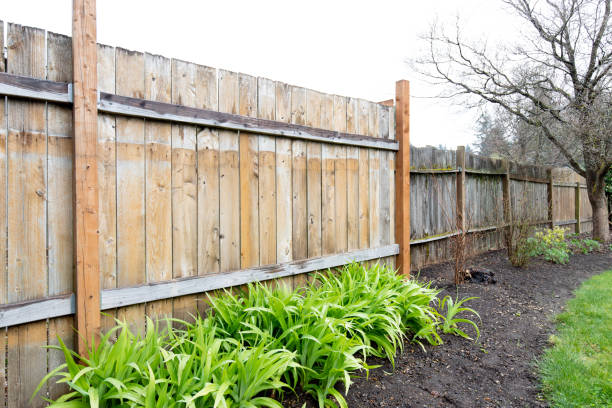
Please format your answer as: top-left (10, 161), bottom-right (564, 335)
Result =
top-left (285, 247), bottom-right (612, 407)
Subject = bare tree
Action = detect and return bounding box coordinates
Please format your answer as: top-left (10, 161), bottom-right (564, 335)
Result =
top-left (475, 107), bottom-right (573, 166)
top-left (415, 0), bottom-right (612, 241)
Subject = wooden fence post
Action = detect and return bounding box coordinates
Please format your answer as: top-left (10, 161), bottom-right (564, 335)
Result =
top-left (73, 0), bottom-right (101, 355)
top-left (456, 146), bottom-right (466, 232)
top-left (575, 181), bottom-right (581, 234)
top-left (395, 80), bottom-right (410, 275)
top-left (547, 168), bottom-right (554, 228)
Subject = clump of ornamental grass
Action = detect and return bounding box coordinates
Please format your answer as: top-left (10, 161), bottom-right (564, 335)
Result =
top-left (36, 262), bottom-right (479, 408)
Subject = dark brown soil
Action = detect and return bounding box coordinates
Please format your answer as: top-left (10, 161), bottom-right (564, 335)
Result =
top-left (284, 248), bottom-right (612, 408)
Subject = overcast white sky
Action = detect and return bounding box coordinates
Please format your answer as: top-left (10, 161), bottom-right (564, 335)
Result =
top-left (1, 0), bottom-right (518, 147)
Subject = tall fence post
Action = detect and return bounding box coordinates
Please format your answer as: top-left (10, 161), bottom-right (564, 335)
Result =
top-left (575, 180), bottom-right (581, 234)
top-left (73, 0), bottom-right (101, 355)
top-left (456, 146), bottom-right (466, 232)
top-left (547, 168), bottom-right (554, 228)
top-left (395, 80), bottom-right (410, 275)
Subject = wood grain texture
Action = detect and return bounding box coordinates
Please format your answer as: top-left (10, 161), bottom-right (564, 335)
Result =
top-left (99, 244), bottom-right (400, 309)
top-left (144, 53), bottom-right (172, 327)
top-left (171, 59), bottom-right (198, 323)
top-left (290, 86), bottom-right (308, 288)
top-left (321, 94), bottom-right (335, 255)
top-left (275, 82), bottom-right (292, 265)
top-left (96, 43), bottom-right (117, 334)
top-left (306, 90), bottom-right (322, 260)
top-left (239, 73), bottom-right (259, 268)
top-left (47, 30), bottom-right (75, 401)
top-left (369, 149), bottom-right (381, 247)
top-left (257, 78), bottom-right (276, 266)
top-left (47, 32), bottom-right (74, 297)
top-left (347, 147), bottom-right (359, 251)
top-left (395, 81), bottom-right (410, 275)
top-left (0, 71), bottom-right (399, 151)
top-left (196, 64), bottom-right (220, 278)
top-left (6, 23), bottom-right (48, 408)
top-left (358, 147), bottom-right (369, 249)
top-left (115, 47), bottom-right (146, 335)
top-left (218, 70), bottom-right (240, 273)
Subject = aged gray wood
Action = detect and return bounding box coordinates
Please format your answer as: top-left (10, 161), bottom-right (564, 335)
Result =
top-left (100, 244), bottom-right (399, 309)
top-left (0, 72), bottom-right (398, 151)
top-left (554, 219), bottom-right (577, 226)
top-left (0, 245), bottom-right (399, 327)
top-left (410, 169), bottom-right (459, 174)
top-left (409, 225), bottom-right (500, 246)
top-left (98, 93), bottom-right (398, 150)
top-left (0, 71), bottom-right (72, 103)
top-left (554, 182), bottom-right (587, 188)
top-left (0, 294), bottom-right (74, 328)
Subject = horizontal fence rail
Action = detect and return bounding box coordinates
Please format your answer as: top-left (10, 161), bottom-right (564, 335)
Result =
top-left (0, 244), bottom-right (399, 328)
top-left (0, 72), bottom-right (399, 151)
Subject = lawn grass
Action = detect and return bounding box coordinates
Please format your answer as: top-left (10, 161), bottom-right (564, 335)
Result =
top-left (539, 270), bottom-right (612, 407)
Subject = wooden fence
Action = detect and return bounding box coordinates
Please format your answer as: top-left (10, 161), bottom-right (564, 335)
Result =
top-left (409, 146), bottom-right (592, 269)
top-left (0, 20), bottom-right (400, 405)
top-left (0, 16), bottom-right (591, 407)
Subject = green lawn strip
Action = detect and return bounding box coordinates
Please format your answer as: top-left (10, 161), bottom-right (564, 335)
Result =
top-left (539, 270), bottom-right (612, 407)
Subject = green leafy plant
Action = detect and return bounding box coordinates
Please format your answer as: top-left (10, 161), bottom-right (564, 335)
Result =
top-left (527, 227), bottom-right (571, 264)
top-left (437, 295), bottom-right (481, 341)
top-left (570, 238), bottom-right (601, 254)
top-left (36, 262), bottom-right (479, 408)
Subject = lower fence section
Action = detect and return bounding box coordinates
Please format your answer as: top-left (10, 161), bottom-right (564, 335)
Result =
top-left (0, 246), bottom-right (398, 407)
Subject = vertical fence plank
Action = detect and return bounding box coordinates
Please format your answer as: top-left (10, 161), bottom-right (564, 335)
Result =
top-left (97, 43), bottom-right (117, 333)
top-left (369, 149), bottom-right (381, 248)
top-left (47, 30), bottom-right (74, 400)
top-left (290, 86), bottom-right (308, 287)
top-left (395, 80), bottom-right (410, 275)
top-left (358, 147), bottom-right (369, 249)
top-left (218, 70), bottom-right (241, 273)
top-left (171, 59), bottom-right (199, 321)
top-left (456, 146), bottom-right (466, 232)
top-left (333, 96), bottom-right (348, 254)
top-left (346, 98), bottom-right (359, 252)
top-left (321, 94), bottom-right (335, 256)
top-left (144, 53), bottom-right (172, 328)
top-left (275, 82), bottom-right (292, 266)
top-left (115, 48), bottom-right (146, 335)
top-left (239, 74), bottom-right (259, 268)
top-left (547, 168), bottom-right (554, 228)
top-left (388, 105), bottom-right (396, 265)
top-left (306, 90), bottom-right (322, 259)
top-left (194, 64), bottom-right (219, 315)
top-left (257, 78), bottom-right (277, 267)
top-left (6, 23), bottom-right (48, 408)
top-left (347, 146), bottom-right (359, 251)
top-left (196, 65), bottom-right (220, 279)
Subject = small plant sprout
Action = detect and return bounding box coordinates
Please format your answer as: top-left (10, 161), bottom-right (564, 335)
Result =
top-left (438, 295), bottom-right (481, 342)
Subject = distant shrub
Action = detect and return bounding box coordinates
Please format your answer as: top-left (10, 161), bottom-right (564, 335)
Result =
top-left (528, 227), bottom-right (570, 264)
top-left (570, 238), bottom-right (601, 254)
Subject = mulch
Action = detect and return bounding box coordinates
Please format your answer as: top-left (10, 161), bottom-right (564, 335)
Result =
top-left (284, 246), bottom-right (612, 408)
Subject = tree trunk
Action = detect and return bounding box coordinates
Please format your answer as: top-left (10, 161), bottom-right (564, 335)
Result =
top-left (585, 174), bottom-right (610, 242)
